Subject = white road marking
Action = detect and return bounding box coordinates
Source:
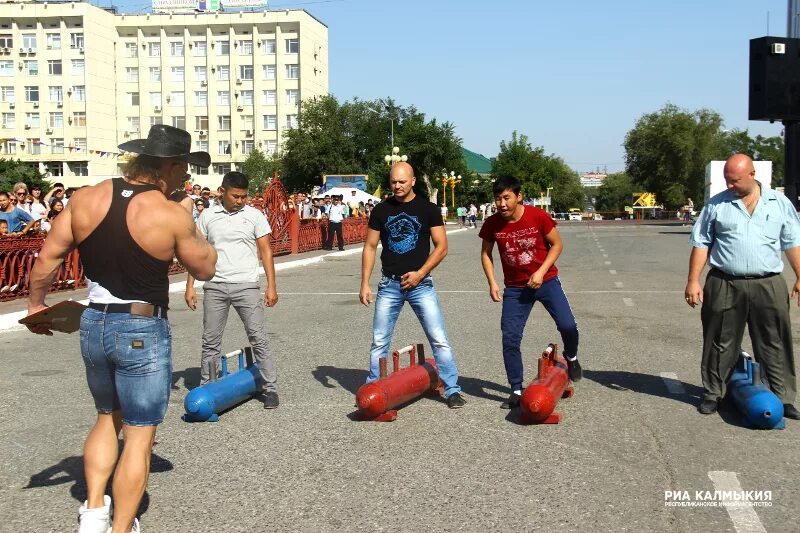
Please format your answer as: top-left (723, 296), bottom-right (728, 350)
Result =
top-left (609, 270), bottom-right (617, 275)
top-left (659, 372), bottom-right (686, 394)
top-left (623, 298), bottom-right (634, 307)
top-left (603, 254), bottom-right (608, 258)
top-left (614, 282), bottom-right (624, 288)
top-left (707, 471), bottom-right (767, 533)
top-left (604, 261), bottom-right (612, 265)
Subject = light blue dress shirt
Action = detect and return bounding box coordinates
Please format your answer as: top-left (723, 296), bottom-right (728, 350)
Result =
top-left (689, 184), bottom-right (800, 276)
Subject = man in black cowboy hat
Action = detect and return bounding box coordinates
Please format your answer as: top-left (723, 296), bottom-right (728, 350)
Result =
top-left (24, 124), bottom-right (218, 533)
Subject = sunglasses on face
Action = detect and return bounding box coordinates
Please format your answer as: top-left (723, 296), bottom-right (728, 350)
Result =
top-left (16, 192), bottom-right (25, 196)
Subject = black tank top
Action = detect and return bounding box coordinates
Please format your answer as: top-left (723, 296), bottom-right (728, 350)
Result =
top-left (78, 178), bottom-right (172, 308)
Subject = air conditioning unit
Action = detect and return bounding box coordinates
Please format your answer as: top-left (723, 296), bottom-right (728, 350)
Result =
top-left (79, 47), bottom-right (84, 54)
top-left (198, 130), bottom-right (206, 136)
top-left (46, 45), bottom-right (52, 50)
top-left (33, 102), bottom-right (39, 108)
top-left (19, 47), bottom-right (25, 54)
top-left (236, 78), bottom-right (242, 84)
top-left (45, 128), bottom-right (53, 134)
top-left (154, 106), bottom-right (161, 112)
top-left (24, 124), bottom-right (31, 129)
top-left (236, 105), bottom-right (243, 111)
top-left (200, 80), bottom-right (207, 86)
top-left (246, 129), bottom-right (252, 136)
top-left (2, 48), bottom-right (8, 53)
top-left (9, 102), bottom-right (14, 109)
top-left (27, 47), bottom-right (34, 54)
top-left (56, 102), bottom-right (63, 108)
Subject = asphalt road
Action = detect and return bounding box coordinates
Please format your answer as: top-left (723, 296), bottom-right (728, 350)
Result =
top-left (1, 221), bottom-right (798, 532)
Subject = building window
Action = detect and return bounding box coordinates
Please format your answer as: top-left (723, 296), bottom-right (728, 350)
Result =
top-left (127, 116), bottom-right (140, 132)
top-left (195, 91), bottom-right (207, 105)
top-left (70, 33), bottom-right (84, 49)
top-left (26, 112), bottom-right (40, 128)
top-left (238, 40), bottom-right (253, 55)
top-left (171, 116), bottom-right (186, 129)
top-left (47, 60), bottom-right (62, 76)
top-left (218, 140), bottom-right (231, 155)
top-left (48, 112), bottom-right (63, 128)
top-left (73, 138), bottom-right (87, 151)
top-left (195, 66), bottom-right (207, 81)
top-left (150, 92), bottom-right (162, 107)
top-left (24, 60), bottom-right (38, 76)
top-left (262, 90), bottom-right (276, 105)
top-left (240, 115), bottom-right (254, 130)
top-left (196, 141), bottom-right (209, 152)
top-left (0, 86), bottom-right (14, 102)
top-left (125, 42), bottom-right (138, 58)
top-left (285, 64), bottom-right (299, 79)
top-left (286, 89), bottom-right (299, 105)
top-left (127, 92), bottom-right (140, 106)
top-left (2, 140), bottom-right (17, 154)
top-left (191, 161), bottom-right (209, 175)
top-left (72, 111), bottom-right (86, 127)
top-left (213, 163), bottom-right (231, 175)
top-left (149, 116), bottom-right (163, 126)
top-left (46, 33), bottom-right (61, 50)
top-left (286, 114), bottom-right (298, 129)
top-left (70, 161), bottom-right (88, 177)
top-left (0, 35), bottom-right (13, 49)
top-left (215, 40), bottom-right (230, 56)
top-left (218, 115), bottom-right (231, 131)
top-left (71, 59), bottom-right (85, 76)
top-left (171, 66), bottom-right (185, 82)
top-left (24, 86), bottom-right (39, 102)
top-left (217, 90), bottom-right (230, 105)
top-left (126, 67), bottom-right (139, 82)
top-left (263, 140), bottom-right (277, 155)
top-left (1, 112), bottom-right (14, 128)
top-left (285, 38), bottom-right (299, 54)
top-left (28, 138), bottom-right (42, 155)
top-left (49, 86), bottom-right (62, 102)
top-left (170, 41), bottom-right (184, 57)
top-left (150, 67), bottom-right (161, 81)
top-left (239, 65), bottom-right (253, 80)
top-left (217, 65), bottom-right (230, 81)
top-left (170, 91), bottom-right (184, 106)
top-left (45, 159), bottom-right (64, 173)
top-left (22, 34), bottom-right (37, 50)
top-left (263, 65), bottom-right (276, 80)
top-left (0, 61), bottom-right (13, 77)
top-left (193, 41), bottom-right (207, 57)
top-left (261, 39), bottom-right (276, 54)
top-left (240, 90), bottom-right (253, 106)
top-left (148, 43), bottom-right (161, 57)
top-left (73, 85), bottom-right (86, 101)
top-left (242, 140), bottom-right (254, 155)
top-left (195, 115), bottom-right (208, 130)
top-left (263, 114), bottom-right (276, 130)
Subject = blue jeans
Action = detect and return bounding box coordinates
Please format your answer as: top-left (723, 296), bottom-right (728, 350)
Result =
top-left (501, 278), bottom-right (579, 391)
top-left (367, 275), bottom-right (461, 397)
top-left (79, 307), bottom-right (172, 426)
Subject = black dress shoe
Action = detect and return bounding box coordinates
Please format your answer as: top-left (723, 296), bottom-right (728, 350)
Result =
top-left (783, 404), bottom-right (800, 420)
top-left (257, 391), bottom-right (279, 409)
top-left (697, 399), bottom-right (719, 415)
top-left (566, 358), bottom-right (582, 382)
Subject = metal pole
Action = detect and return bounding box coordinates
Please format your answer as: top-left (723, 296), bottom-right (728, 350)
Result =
top-left (390, 118), bottom-right (394, 149)
top-left (786, 1), bottom-right (800, 208)
top-left (789, 0), bottom-right (800, 37)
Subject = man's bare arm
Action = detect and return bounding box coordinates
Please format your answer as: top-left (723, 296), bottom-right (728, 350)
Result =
top-left (28, 204), bottom-right (76, 311)
top-left (359, 228), bottom-right (381, 306)
top-left (173, 207), bottom-right (216, 281)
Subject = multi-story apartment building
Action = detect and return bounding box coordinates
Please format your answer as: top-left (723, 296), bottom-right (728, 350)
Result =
top-left (0, 1), bottom-right (328, 187)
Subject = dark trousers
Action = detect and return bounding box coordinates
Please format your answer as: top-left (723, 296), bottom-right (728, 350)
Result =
top-left (501, 278), bottom-right (579, 391)
top-left (326, 221), bottom-right (344, 250)
top-left (701, 270), bottom-right (796, 403)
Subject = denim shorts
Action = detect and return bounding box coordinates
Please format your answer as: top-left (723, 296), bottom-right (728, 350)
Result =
top-left (79, 307), bottom-right (172, 426)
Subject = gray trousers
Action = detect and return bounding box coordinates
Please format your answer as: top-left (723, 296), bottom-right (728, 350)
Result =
top-left (200, 281), bottom-right (277, 392)
top-left (701, 270), bottom-right (796, 404)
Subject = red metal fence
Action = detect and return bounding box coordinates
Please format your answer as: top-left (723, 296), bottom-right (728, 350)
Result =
top-left (0, 178), bottom-right (369, 301)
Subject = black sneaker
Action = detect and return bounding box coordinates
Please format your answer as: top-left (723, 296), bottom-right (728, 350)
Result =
top-left (783, 404), bottom-right (800, 420)
top-left (500, 392), bottom-right (521, 409)
top-left (258, 391), bottom-right (279, 409)
top-left (447, 393), bottom-right (466, 409)
top-left (566, 358), bottom-right (583, 382)
top-left (697, 399), bottom-right (719, 415)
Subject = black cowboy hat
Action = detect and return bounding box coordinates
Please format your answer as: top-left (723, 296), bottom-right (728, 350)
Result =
top-left (118, 124), bottom-right (211, 168)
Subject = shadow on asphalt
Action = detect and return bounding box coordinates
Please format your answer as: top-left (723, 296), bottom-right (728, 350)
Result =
top-left (658, 231), bottom-right (692, 235)
top-left (172, 367), bottom-right (202, 390)
top-left (312, 365), bottom-right (369, 394)
top-left (584, 369), bottom-right (703, 406)
top-left (24, 447), bottom-right (174, 516)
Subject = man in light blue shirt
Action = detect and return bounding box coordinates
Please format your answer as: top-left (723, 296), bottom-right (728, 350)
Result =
top-left (686, 154), bottom-right (800, 419)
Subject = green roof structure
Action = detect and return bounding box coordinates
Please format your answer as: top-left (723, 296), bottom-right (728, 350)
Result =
top-left (462, 148), bottom-right (493, 175)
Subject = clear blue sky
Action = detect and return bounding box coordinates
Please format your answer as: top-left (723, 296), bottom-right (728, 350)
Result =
top-left (111, 0), bottom-right (790, 174)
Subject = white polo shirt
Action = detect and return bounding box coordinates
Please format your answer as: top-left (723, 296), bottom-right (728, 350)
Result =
top-left (197, 204), bottom-right (272, 283)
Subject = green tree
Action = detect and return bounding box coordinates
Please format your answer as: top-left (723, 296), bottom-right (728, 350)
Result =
top-left (719, 130), bottom-right (784, 186)
top-left (624, 104), bottom-right (729, 208)
top-left (240, 148), bottom-right (282, 195)
top-left (595, 172), bottom-right (635, 212)
top-left (0, 159), bottom-right (50, 194)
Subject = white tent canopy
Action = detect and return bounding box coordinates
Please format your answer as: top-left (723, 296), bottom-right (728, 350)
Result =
top-left (314, 186), bottom-right (380, 205)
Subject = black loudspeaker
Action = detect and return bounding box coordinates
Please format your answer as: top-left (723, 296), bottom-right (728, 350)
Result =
top-left (749, 37), bottom-right (800, 121)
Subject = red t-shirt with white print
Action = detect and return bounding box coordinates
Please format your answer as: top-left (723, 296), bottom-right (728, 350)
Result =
top-left (478, 205), bottom-right (558, 287)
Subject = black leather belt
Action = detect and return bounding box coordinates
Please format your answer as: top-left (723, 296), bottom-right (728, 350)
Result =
top-left (710, 269), bottom-right (780, 281)
top-left (89, 302), bottom-right (168, 319)
top-left (382, 272), bottom-right (403, 281)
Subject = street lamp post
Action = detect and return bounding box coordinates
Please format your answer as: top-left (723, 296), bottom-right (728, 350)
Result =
top-left (440, 170), bottom-right (462, 208)
top-left (384, 146), bottom-right (407, 167)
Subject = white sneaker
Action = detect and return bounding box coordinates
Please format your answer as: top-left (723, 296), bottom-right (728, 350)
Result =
top-left (105, 517), bottom-right (140, 533)
top-left (78, 495), bottom-right (111, 533)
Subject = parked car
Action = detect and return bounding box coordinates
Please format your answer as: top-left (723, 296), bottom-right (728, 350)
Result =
top-left (569, 212), bottom-right (582, 221)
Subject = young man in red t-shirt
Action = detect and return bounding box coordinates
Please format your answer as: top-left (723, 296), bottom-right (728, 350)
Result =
top-left (479, 175), bottom-right (581, 409)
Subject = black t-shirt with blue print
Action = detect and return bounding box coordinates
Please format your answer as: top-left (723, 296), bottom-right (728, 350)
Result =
top-left (368, 195), bottom-right (444, 277)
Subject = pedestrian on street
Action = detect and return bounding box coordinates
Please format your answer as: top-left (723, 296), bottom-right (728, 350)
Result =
top-left (686, 153), bottom-right (800, 419)
top-left (324, 195), bottom-right (346, 251)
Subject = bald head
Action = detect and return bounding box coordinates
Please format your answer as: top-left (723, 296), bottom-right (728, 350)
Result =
top-left (723, 153), bottom-right (757, 198)
top-left (389, 162), bottom-right (416, 202)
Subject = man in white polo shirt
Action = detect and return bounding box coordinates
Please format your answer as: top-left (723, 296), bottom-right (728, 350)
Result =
top-left (184, 171), bottom-right (280, 408)
top-left (324, 195), bottom-right (346, 251)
